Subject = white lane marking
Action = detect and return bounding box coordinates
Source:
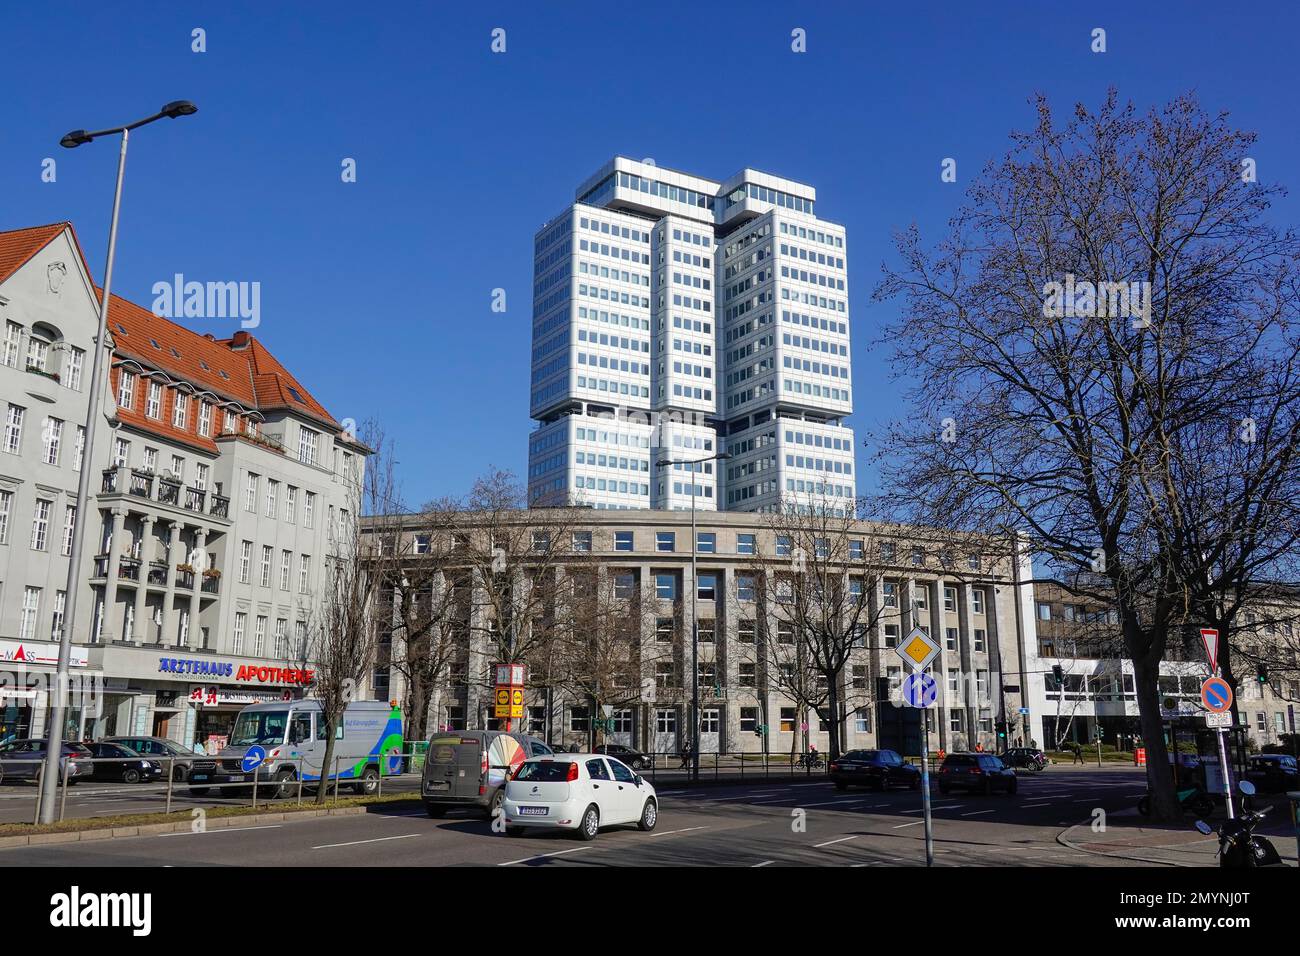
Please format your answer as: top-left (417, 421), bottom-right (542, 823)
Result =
top-left (934, 805), bottom-right (966, 811)
top-left (892, 821), bottom-right (925, 829)
top-left (650, 826), bottom-right (708, 837)
top-left (813, 835), bottom-right (858, 848)
top-left (866, 803), bottom-right (891, 809)
top-left (658, 790), bottom-right (688, 795)
top-left (311, 833), bottom-right (420, 850)
top-left (752, 860), bottom-right (775, 867)
top-left (159, 825), bottom-right (282, 837)
top-left (498, 846), bottom-right (594, 866)
top-left (803, 799), bottom-right (861, 807)
top-left (1022, 803), bottom-right (1051, 808)
top-left (961, 809), bottom-right (996, 816)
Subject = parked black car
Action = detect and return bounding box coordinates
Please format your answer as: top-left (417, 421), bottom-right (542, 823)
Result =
top-left (594, 744), bottom-right (654, 770)
top-left (104, 735), bottom-right (200, 781)
top-left (937, 752), bottom-right (1018, 795)
top-left (0, 739), bottom-right (93, 784)
top-left (1001, 747), bottom-right (1047, 771)
top-left (1244, 754), bottom-right (1300, 794)
top-left (830, 749), bottom-right (921, 791)
top-left (85, 742), bottom-right (163, 784)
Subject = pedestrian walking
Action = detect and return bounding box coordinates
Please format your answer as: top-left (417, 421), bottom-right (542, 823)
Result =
top-left (1072, 742), bottom-right (1084, 764)
top-left (678, 737), bottom-right (691, 769)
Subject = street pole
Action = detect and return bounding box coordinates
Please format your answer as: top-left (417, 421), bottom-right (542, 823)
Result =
top-left (921, 709), bottom-right (933, 867)
top-left (690, 471), bottom-right (699, 784)
top-left (37, 102), bottom-right (197, 823)
top-left (36, 128), bottom-right (128, 823)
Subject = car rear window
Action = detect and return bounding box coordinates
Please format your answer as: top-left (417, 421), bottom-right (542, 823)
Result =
top-left (943, 755), bottom-right (974, 768)
top-left (514, 760), bottom-right (574, 782)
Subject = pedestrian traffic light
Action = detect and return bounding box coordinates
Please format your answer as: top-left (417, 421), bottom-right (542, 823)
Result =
top-left (1051, 664), bottom-right (1065, 686)
top-left (995, 720), bottom-right (1007, 739)
top-left (1256, 663), bottom-right (1269, 684)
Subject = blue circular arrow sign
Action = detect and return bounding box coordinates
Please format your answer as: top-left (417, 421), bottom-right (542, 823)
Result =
top-left (903, 672), bottom-right (938, 708)
top-left (241, 745), bottom-right (267, 772)
top-left (1201, 677), bottom-right (1233, 714)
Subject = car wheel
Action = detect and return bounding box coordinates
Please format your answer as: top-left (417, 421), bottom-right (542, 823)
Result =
top-left (425, 803), bottom-right (448, 818)
top-left (188, 787), bottom-right (210, 796)
top-left (632, 759), bottom-right (645, 770)
top-left (1137, 795), bottom-right (1150, 816)
top-left (355, 767), bottom-right (379, 795)
top-left (576, 804), bottom-right (600, 840)
top-left (123, 768), bottom-right (141, 784)
top-left (485, 788), bottom-right (505, 822)
top-left (172, 765), bottom-right (189, 783)
top-left (271, 769), bottom-right (297, 800)
top-left (834, 781), bottom-right (848, 791)
top-left (638, 799), bottom-right (658, 832)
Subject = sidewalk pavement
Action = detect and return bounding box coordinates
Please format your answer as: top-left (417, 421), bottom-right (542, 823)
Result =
top-left (1059, 805), bottom-right (1299, 866)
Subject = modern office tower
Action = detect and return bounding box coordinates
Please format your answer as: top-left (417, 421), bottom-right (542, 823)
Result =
top-left (527, 157), bottom-right (855, 513)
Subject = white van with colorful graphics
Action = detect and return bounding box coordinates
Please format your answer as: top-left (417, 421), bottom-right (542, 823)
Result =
top-left (189, 700), bottom-right (403, 798)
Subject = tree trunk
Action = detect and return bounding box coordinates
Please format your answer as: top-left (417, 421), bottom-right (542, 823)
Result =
top-left (1131, 655), bottom-right (1179, 820)
top-left (826, 680), bottom-right (842, 759)
top-left (315, 714), bottom-right (339, 805)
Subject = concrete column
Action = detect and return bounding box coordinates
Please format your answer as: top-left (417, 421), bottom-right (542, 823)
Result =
top-left (958, 582), bottom-right (975, 749)
top-left (101, 509), bottom-right (125, 642)
top-left (132, 515), bottom-right (156, 644)
top-left (163, 522), bottom-right (182, 647)
top-left (933, 575), bottom-right (949, 751)
top-left (186, 527), bottom-right (207, 647)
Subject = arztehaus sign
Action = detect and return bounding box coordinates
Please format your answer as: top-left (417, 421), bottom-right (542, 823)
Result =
top-left (157, 656), bottom-right (315, 685)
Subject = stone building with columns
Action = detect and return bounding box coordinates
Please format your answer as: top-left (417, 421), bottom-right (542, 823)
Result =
top-left (365, 509), bottom-right (1037, 756)
top-left (0, 222), bottom-right (365, 749)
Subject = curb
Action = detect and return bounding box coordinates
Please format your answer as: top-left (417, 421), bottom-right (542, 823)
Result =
top-left (1056, 822), bottom-right (1202, 867)
top-left (0, 804), bottom-right (378, 850)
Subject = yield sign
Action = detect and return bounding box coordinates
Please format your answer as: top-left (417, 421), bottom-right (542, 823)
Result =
top-left (1199, 628), bottom-right (1219, 673)
top-left (896, 626), bottom-right (941, 672)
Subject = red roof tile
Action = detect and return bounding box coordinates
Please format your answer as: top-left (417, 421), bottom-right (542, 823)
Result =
top-left (0, 222), bottom-right (77, 286)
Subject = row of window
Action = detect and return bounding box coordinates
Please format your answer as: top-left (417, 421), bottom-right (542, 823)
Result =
top-left (575, 374), bottom-right (650, 398)
top-left (778, 220), bottom-right (843, 248)
top-left (0, 491), bottom-right (76, 554)
top-left (235, 540), bottom-right (313, 592)
top-left (3, 404), bottom-right (86, 469)
top-left (779, 242), bottom-right (844, 270)
top-left (242, 473), bottom-right (318, 526)
top-left (576, 305), bottom-right (651, 331)
top-left (577, 237), bottom-right (650, 265)
top-left (3, 322), bottom-right (85, 389)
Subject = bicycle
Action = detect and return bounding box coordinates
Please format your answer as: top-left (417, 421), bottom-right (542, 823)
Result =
top-left (795, 753), bottom-right (827, 771)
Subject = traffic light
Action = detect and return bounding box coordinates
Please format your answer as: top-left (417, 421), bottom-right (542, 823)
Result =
top-left (1051, 665), bottom-right (1065, 687)
top-left (753, 724), bottom-right (763, 738)
top-left (1256, 663), bottom-right (1269, 684)
top-left (995, 720), bottom-right (1007, 739)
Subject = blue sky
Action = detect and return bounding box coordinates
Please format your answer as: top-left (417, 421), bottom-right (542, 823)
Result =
top-left (4, 1), bottom-right (1298, 507)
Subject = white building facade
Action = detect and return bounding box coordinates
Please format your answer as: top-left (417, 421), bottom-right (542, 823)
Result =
top-left (528, 158), bottom-right (855, 515)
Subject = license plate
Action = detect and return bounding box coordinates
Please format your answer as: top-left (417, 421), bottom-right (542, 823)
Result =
top-left (228, 774), bottom-right (245, 783)
top-left (192, 774), bottom-right (208, 781)
top-left (428, 781), bottom-right (449, 791)
top-left (519, 806), bottom-right (548, 816)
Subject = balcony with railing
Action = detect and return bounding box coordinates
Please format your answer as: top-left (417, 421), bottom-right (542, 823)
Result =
top-left (128, 470), bottom-right (155, 498)
top-left (117, 557), bottom-right (141, 581)
top-left (97, 465), bottom-right (232, 523)
top-left (174, 568), bottom-right (195, 590)
top-left (200, 573), bottom-right (221, 595)
top-left (184, 487), bottom-right (206, 513)
top-left (147, 562), bottom-right (169, 586)
top-left (157, 477), bottom-right (181, 506)
top-left (209, 494), bottom-right (230, 519)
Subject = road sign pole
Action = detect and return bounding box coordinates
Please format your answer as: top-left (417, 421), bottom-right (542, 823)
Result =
top-left (921, 713), bottom-right (933, 867)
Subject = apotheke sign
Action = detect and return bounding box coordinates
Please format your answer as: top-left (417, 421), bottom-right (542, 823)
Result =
top-left (158, 656), bottom-right (315, 686)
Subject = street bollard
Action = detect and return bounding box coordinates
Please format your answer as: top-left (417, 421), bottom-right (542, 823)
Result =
top-left (32, 764), bottom-right (43, 826)
top-left (59, 758), bottom-right (71, 823)
top-left (165, 757), bottom-right (175, 816)
top-left (252, 767), bottom-right (259, 811)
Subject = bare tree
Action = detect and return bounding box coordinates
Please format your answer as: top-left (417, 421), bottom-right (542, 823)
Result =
top-left (737, 495), bottom-right (892, 760)
top-left (874, 91), bottom-right (1300, 819)
top-left (307, 421), bottom-right (386, 803)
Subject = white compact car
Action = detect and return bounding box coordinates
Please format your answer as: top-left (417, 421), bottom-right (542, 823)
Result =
top-left (502, 753), bottom-right (658, 840)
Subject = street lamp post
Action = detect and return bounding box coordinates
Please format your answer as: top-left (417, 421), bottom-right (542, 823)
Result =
top-left (37, 102), bottom-right (197, 824)
top-left (655, 451), bottom-right (730, 784)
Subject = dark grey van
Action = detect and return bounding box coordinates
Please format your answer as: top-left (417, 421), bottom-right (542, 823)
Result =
top-left (422, 730), bottom-right (552, 819)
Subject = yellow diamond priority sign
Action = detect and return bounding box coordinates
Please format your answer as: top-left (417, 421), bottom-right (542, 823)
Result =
top-left (896, 626), bottom-right (941, 672)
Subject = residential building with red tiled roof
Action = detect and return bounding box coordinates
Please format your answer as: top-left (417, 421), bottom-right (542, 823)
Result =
top-left (0, 221), bottom-right (368, 748)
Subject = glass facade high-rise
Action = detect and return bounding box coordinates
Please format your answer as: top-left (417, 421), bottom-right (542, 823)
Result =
top-left (528, 157), bottom-right (854, 513)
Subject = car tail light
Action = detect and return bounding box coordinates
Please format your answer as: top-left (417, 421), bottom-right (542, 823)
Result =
top-left (968, 767), bottom-right (982, 774)
top-left (829, 763), bottom-right (841, 772)
top-left (479, 749), bottom-right (489, 795)
top-left (566, 762), bottom-right (580, 782)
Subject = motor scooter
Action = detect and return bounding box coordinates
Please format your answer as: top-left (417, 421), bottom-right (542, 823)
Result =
top-left (1194, 780), bottom-right (1285, 868)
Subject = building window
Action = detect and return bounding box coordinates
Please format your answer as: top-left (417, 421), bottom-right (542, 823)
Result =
top-left (740, 707), bottom-right (758, 732)
top-left (304, 492), bottom-right (315, 528)
top-left (232, 612), bottom-right (246, 655)
top-left (655, 617), bottom-right (675, 643)
top-left (739, 619), bottom-right (757, 644)
top-left (700, 709), bottom-right (720, 733)
top-left (198, 401), bottom-right (212, 436)
top-left (572, 531), bottom-right (592, 552)
top-left (570, 707), bottom-right (590, 732)
top-left (260, 545), bottom-right (272, 587)
top-left (61, 505), bottom-right (76, 556)
top-left (884, 624), bottom-right (899, 648)
top-left (945, 626), bottom-right (958, 651)
top-left (117, 371), bottom-right (136, 410)
top-left (19, 587), bottom-right (41, 640)
top-left (696, 532), bottom-right (716, 553)
top-left (851, 665), bottom-right (867, 690)
top-left (655, 574), bottom-right (677, 600)
top-left (776, 535), bottom-right (792, 557)
top-left (973, 628), bottom-right (986, 652)
top-left (298, 426), bottom-right (320, 465)
top-left (239, 541), bottom-right (252, 583)
top-left (274, 619), bottom-right (288, 658)
top-left (0, 489), bottom-right (11, 544)
top-left (972, 588), bottom-right (985, 615)
top-left (697, 619), bottom-right (715, 643)
top-left (279, 550), bottom-right (292, 590)
top-left (655, 662), bottom-right (675, 689)
top-left (265, 480), bottom-right (278, 517)
top-left (299, 554), bottom-right (311, 593)
top-left (737, 533), bottom-right (755, 555)
top-left (42, 417), bottom-right (63, 465)
top-left (697, 573), bottom-right (717, 600)
top-left (779, 707), bottom-right (796, 733)
top-left (51, 590), bottom-right (67, 641)
top-left (30, 498), bottom-right (51, 551)
top-left (655, 709), bottom-right (676, 734)
top-left (613, 572), bottom-right (635, 600)
top-left (253, 616), bottom-right (267, 656)
top-left (172, 391), bottom-right (188, 429)
top-left (656, 531), bottom-right (675, 552)
top-left (4, 404), bottom-right (25, 454)
top-left (739, 663), bottom-right (757, 687)
top-left (777, 621), bottom-right (795, 645)
top-left (614, 530), bottom-right (634, 551)
top-left (531, 531), bottom-right (550, 552)
top-left (737, 574), bottom-right (755, 601)
top-left (883, 582), bottom-right (897, 608)
top-left (244, 473), bottom-right (258, 513)
top-left (146, 382), bottom-right (163, 419)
